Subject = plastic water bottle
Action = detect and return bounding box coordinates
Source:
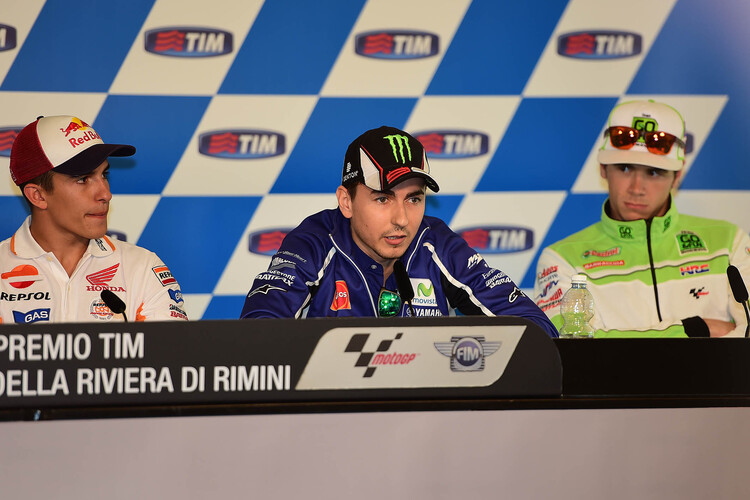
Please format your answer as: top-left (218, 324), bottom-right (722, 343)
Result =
top-left (559, 274), bottom-right (594, 338)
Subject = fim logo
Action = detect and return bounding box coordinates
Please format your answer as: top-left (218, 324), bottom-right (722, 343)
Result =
top-left (557, 30), bottom-right (642, 59)
top-left (414, 130), bottom-right (489, 159)
top-left (434, 336), bottom-right (501, 372)
top-left (355, 30), bottom-right (439, 59)
top-left (0, 24), bottom-right (17, 52)
top-left (199, 129), bottom-right (285, 159)
top-left (345, 333), bottom-right (417, 378)
top-left (0, 127), bottom-right (22, 157)
top-left (145, 27), bottom-right (233, 57)
top-left (459, 226), bottom-right (534, 254)
top-left (248, 228), bottom-right (291, 256)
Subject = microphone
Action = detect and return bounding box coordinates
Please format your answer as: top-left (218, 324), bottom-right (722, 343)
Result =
top-left (393, 260), bottom-right (415, 317)
top-left (727, 265), bottom-right (750, 338)
top-left (101, 289), bottom-right (128, 322)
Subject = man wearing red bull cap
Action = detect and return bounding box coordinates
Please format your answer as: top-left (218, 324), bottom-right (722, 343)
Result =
top-left (240, 126), bottom-right (558, 338)
top-left (534, 100), bottom-right (750, 337)
top-left (0, 115), bottom-right (187, 324)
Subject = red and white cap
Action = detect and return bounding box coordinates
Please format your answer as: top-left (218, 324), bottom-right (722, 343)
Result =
top-left (9, 115), bottom-right (135, 186)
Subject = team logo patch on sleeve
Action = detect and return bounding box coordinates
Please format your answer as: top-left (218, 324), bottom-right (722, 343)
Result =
top-left (152, 265), bottom-right (176, 286)
top-left (330, 280), bottom-right (351, 311)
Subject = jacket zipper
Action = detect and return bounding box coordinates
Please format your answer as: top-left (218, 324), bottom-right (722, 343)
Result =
top-left (645, 219), bottom-right (662, 321)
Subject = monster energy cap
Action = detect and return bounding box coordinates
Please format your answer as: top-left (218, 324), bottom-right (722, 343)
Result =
top-left (342, 126), bottom-right (439, 192)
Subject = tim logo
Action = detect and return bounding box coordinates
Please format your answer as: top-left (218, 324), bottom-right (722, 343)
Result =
top-left (434, 336), bottom-right (501, 372)
top-left (414, 130), bottom-right (489, 159)
top-left (145, 27), bottom-right (233, 57)
top-left (0, 127), bottom-right (21, 157)
top-left (0, 24), bottom-right (17, 52)
top-left (557, 30), bottom-right (642, 59)
top-left (248, 228), bottom-right (291, 255)
top-left (106, 230), bottom-right (128, 242)
top-left (198, 130), bottom-right (285, 159)
top-left (459, 226), bottom-right (534, 254)
top-left (355, 30), bottom-right (439, 59)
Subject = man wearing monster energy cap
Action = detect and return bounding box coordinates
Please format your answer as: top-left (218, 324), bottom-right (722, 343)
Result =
top-left (241, 126), bottom-right (558, 337)
top-left (534, 100), bottom-right (750, 338)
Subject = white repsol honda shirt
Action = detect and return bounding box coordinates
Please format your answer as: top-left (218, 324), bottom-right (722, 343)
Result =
top-left (0, 217), bottom-right (187, 324)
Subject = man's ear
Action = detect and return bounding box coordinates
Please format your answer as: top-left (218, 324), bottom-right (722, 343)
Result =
top-left (336, 185), bottom-right (353, 219)
top-left (599, 164), bottom-right (608, 180)
top-left (23, 183), bottom-right (48, 210)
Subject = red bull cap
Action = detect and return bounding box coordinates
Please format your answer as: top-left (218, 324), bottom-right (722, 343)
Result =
top-left (9, 115), bottom-right (135, 185)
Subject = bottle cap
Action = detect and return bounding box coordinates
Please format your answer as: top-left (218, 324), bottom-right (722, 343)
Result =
top-left (571, 274), bottom-right (587, 284)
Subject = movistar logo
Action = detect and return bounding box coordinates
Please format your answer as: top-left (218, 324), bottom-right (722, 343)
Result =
top-left (417, 282), bottom-right (433, 297)
top-left (384, 134), bottom-right (412, 164)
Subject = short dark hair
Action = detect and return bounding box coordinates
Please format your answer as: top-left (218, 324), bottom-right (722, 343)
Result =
top-left (19, 171), bottom-right (55, 210)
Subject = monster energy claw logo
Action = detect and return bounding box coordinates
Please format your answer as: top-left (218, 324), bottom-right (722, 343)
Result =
top-left (384, 134), bottom-right (412, 164)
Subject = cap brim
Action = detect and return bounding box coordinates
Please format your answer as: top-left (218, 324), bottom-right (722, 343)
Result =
top-left (53, 143), bottom-right (136, 177)
top-left (384, 170), bottom-right (440, 193)
top-left (598, 149), bottom-right (682, 171)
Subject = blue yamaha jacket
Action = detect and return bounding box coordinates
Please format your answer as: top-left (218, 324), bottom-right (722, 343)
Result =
top-left (240, 209), bottom-right (558, 338)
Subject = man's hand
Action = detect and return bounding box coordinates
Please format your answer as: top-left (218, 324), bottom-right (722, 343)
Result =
top-left (703, 318), bottom-right (735, 337)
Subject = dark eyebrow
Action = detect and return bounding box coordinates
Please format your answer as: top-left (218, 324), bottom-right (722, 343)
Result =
top-left (406, 189), bottom-right (425, 198)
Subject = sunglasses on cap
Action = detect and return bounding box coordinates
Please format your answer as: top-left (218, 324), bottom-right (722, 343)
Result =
top-left (604, 126), bottom-right (685, 155)
top-left (378, 288), bottom-right (402, 317)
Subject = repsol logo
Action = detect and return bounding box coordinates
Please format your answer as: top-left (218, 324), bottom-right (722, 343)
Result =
top-left (355, 30), bottom-right (439, 59)
top-left (0, 24), bottom-right (17, 52)
top-left (557, 30), bottom-right (642, 59)
top-left (458, 226), bottom-right (534, 254)
top-left (248, 228), bottom-right (291, 256)
top-left (0, 127), bottom-right (22, 157)
top-left (145, 27), bottom-right (233, 57)
top-left (199, 130), bottom-right (285, 158)
top-left (414, 130), bottom-right (489, 158)
top-left (1, 292), bottom-right (51, 301)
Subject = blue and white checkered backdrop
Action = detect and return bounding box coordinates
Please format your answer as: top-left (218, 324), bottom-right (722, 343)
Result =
top-left (1, 0), bottom-right (748, 320)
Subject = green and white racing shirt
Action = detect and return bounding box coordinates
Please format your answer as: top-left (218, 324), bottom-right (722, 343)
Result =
top-left (534, 199), bottom-right (750, 337)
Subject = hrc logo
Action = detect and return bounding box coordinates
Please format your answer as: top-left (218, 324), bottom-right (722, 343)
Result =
top-left (198, 130), bottom-right (285, 158)
top-left (557, 30), bottom-right (642, 59)
top-left (0, 127), bottom-right (21, 157)
top-left (414, 130), bottom-right (489, 158)
top-left (0, 24), bottom-right (17, 52)
top-left (355, 30), bottom-right (439, 59)
top-left (248, 228), bottom-right (291, 255)
top-left (145, 27), bottom-right (233, 57)
top-left (680, 264), bottom-right (709, 276)
top-left (459, 226), bottom-right (534, 254)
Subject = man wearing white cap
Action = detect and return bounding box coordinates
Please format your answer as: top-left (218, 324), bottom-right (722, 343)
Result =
top-left (534, 100), bottom-right (750, 337)
top-left (0, 115), bottom-right (187, 324)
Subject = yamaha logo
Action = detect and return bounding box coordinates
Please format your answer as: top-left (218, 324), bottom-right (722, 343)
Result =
top-left (557, 30), bottom-right (642, 59)
top-left (414, 130), bottom-right (489, 158)
top-left (198, 129), bottom-right (285, 159)
top-left (145, 27), bottom-right (233, 57)
top-left (355, 30), bottom-right (439, 59)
